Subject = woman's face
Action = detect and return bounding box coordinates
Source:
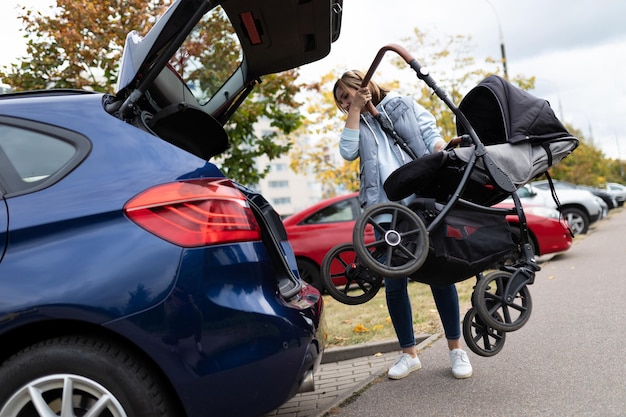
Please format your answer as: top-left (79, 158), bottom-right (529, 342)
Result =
top-left (335, 85), bottom-right (356, 113)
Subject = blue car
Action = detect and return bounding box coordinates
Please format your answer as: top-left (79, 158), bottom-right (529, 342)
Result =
top-left (0, 0), bottom-right (342, 416)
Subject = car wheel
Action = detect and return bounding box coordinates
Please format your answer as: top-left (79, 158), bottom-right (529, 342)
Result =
top-left (297, 258), bottom-right (324, 292)
top-left (561, 207), bottom-right (589, 236)
top-left (0, 335), bottom-right (179, 417)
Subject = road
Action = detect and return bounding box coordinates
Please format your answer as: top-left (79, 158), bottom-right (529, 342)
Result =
top-left (325, 208), bottom-right (626, 417)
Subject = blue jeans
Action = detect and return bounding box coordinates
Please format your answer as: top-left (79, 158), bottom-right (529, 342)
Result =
top-left (385, 277), bottom-right (461, 348)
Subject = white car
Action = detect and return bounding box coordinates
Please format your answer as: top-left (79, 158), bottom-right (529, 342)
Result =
top-left (605, 182), bottom-right (626, 206)
top-left (523, 181), bottom-right (604, 235)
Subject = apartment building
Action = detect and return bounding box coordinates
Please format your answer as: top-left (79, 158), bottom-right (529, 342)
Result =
top-left (255, 153), bottom-right (323, 217)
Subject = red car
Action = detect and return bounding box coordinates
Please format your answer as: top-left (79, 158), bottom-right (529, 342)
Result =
top-left (283, 193), bottom-right (572, 291)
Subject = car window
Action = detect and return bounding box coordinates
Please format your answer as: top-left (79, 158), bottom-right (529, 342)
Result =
top-left (555, 182), bottom-right (576, 189)
top-left (0, 121), bottom-right (90, 195)
top-left (303, 199), bottom-right (356, 225)
top-left (0, 126), bottom-right (75, 182)
top-left (517, 186), bottom-right (531, 198)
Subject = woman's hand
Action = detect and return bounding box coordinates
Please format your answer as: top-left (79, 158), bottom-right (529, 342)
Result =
top-left (351, 87), bottom-right (371, 112)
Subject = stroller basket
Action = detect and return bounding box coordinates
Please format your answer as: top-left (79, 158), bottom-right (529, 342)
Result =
top-left (401, 198), bottom-right (516, 286)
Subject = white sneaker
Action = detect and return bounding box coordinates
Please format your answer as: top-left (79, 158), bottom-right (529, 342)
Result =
top-left (387, 353), bottom-right (422, 380)
top-left (449, 349), bottom-right (473, 379)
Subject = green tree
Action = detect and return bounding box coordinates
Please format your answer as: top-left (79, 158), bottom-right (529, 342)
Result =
top-left (0, 0), bottom-right (304, 186)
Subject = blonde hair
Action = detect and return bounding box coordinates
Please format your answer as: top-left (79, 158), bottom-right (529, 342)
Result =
top-left (333, 70), bottom-right (389, 113)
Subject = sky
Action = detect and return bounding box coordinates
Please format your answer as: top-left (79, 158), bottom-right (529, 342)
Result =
top-left (1, 0), bottom-right (625, 160)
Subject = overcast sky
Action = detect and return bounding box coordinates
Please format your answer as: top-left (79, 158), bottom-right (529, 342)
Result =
top-left (1, 0), bottom-right (625, 160)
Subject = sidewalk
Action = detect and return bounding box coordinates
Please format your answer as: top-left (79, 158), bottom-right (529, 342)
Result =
top-left (265, 333), bottom-right (439, 417)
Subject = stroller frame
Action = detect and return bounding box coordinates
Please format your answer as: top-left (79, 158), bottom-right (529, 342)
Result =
top-left (321, 44), bottom-right (577, 357)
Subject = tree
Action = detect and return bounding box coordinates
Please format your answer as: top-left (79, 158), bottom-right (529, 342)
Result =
top-left (289, 71), bottom-right (362, 197)
top-left (0, 0), bottom-right (305, 186)
top-left (1, 0), bottom-right (168, 92)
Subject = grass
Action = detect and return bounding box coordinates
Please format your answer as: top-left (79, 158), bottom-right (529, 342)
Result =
top-left (321, 278), bottom-right (476, 348)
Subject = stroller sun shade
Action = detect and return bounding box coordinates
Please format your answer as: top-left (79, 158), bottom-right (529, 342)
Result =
top-left (452, 75), bottom-right (579, 189)
top-left (456, 75), bottom-right (573, 145)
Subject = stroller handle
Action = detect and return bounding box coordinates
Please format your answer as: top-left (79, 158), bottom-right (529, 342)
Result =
top-left (361, 44), bottom-right (414, 116)
top-left (360, 43), bottom-right (459, 125)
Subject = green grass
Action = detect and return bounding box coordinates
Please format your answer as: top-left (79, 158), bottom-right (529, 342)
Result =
top-left (321, 278), bottom-right (475, 348)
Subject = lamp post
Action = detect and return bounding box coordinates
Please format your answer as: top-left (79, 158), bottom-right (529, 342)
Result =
top-left (484, 0), bottom-right (508, 79)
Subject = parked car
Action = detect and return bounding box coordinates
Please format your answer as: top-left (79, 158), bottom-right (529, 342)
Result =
top-left (0, 1), bottom-right (342, 416)
top-left (576, 185), bottom-right (617, 210)
top-left (284, 192), bottom-right (572, 291)
top-left (492, 201), bottom-right (573, 259)
top-left (604, 182), bottom-right (626, 206)
top-left (533, 179), bottom-right (617, 211)
top-left (528, 180), bottom-right (604, 235)
top-left (282, 193), bottom-right (371, 291)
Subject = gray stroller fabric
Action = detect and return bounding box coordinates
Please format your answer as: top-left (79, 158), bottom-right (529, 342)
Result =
top-left (451, 139), bottom-right (576, 189)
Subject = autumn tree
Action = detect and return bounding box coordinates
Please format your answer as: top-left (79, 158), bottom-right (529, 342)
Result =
top-left (1, 0), bottom-right (168, 92)
top-left (0, 0), bottom-right (305, 186)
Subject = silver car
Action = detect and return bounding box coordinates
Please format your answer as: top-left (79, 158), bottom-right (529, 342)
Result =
top-left (527, 180), bottom-right (604, 235)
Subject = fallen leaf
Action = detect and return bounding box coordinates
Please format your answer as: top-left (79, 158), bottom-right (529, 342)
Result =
top-left (353, 324), bottom-right (369, 333)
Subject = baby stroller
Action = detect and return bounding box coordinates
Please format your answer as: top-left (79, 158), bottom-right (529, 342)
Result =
top-left (321, 44), bottom-right (578, 357)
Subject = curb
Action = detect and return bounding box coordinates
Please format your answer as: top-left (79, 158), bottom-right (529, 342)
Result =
top-left (321, 333), bottom-right (434, 364)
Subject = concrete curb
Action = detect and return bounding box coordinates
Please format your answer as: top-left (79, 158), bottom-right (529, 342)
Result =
top-left (321, 333), bottom-right (433, 364)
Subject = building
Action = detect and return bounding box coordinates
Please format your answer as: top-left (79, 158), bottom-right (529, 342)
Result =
top-left (255, 153), bottom-right (323, 217)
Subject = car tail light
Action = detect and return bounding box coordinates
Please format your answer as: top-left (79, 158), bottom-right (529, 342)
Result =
top-left (124, 178), bottom-right (261, 247)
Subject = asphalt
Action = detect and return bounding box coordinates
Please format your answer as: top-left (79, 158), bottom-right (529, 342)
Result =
top-left (265, 333), bottom-right (438, 417)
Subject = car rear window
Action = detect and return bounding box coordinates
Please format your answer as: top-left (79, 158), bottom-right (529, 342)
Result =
top-left (173, 6), bottom-right (242, 105)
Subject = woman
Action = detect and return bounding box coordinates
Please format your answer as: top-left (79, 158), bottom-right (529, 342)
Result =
top-left (333, 70), bottom-right (472, 380)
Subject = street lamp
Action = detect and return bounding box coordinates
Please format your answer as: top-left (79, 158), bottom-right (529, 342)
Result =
top-left (484, 0), bottom-right (508, 79)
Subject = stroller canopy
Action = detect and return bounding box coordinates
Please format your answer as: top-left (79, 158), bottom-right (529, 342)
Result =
top-left (456, 75), bottom-right (572, 145)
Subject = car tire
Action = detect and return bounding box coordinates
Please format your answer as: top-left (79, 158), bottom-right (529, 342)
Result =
top-left (297, 258), bottom-right (324, 292)
top-left (560, 207), bottom-right (589, 236)
top-left (0, 335), bottom-right (179, 417)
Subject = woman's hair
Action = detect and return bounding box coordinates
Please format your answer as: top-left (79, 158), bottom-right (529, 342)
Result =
top-left (333, 70), bottom-right (388, 113)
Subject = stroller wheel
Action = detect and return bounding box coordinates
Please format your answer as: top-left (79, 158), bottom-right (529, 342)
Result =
top-left (472, 270), bottom-right (533, 332)
top-left (462, 307), bottom-right (506, 357)
top-left (353, 203), bottom-right (429, 279)
top-left (321, 243), bottom-right (383, 305)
